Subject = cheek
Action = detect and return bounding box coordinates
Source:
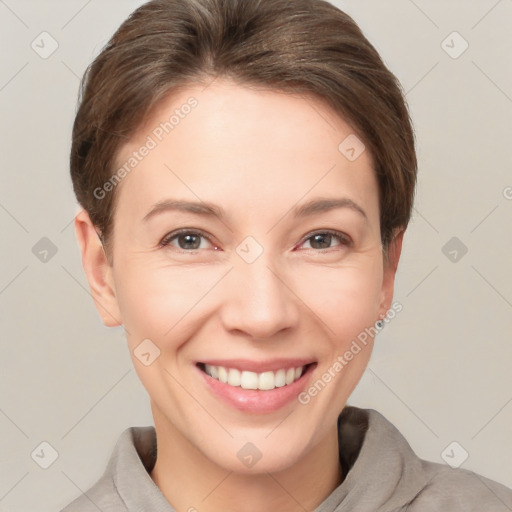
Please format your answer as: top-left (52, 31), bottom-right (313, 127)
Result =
top-left (113, 260), bottom-right (223, 344)
top-left (114, 250), bottom-right (384, 351)
top-left (293, 259), bottom-right (383, 340)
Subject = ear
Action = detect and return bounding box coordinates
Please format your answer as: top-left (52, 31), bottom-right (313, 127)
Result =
top-left (378, 228), bottom-right (405, 320)
top-left (74, 209), bottom-right (122, 327)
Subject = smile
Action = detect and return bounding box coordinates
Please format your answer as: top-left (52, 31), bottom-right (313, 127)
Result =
top-left (196, 360), bottom-right (316, 413)
top-left (201, 363), bottom-right (305, 391)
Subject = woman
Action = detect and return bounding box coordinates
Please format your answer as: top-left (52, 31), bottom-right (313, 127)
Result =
top-left (63, 0), bottom-right (512, 510)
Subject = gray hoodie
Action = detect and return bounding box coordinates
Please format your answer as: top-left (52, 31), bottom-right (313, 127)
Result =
top-left (61, 406), bottom-right (512, 511)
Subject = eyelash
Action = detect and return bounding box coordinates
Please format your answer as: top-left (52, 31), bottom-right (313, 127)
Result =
top-left (158, 228), bottom-right (352, 253)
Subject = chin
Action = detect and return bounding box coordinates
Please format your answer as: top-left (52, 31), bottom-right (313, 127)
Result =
top-left (203, 436), bottom-right (306, 475)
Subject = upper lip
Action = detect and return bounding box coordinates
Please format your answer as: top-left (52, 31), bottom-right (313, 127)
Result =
top-left (198, 358), bottom-right (316, 373)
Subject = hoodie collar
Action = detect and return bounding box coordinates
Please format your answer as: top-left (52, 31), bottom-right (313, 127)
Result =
top-left (316, 407), bottom-right (434, 512)
top-left (109, 406), bottom-right (433, 511)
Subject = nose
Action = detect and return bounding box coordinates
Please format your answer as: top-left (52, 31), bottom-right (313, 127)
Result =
top-left (219, 254), bottom-right (301, 340)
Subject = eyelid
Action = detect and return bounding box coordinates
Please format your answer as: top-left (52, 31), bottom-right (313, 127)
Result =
top-left (297, 229), bottom-right (353, 249)
top-left (159, 228), bottom-right (352, 252)
top-left (159, 228), bottom-right (217, 250)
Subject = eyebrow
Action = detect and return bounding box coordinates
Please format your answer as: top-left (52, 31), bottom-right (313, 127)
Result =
top-left (142, 197), bottom-right (367, 223)
top-left (293, 197), bottom-right (367, 220)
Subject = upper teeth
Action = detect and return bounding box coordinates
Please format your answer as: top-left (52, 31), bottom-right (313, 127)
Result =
top-left (204, 364), bottom-right (305, 391)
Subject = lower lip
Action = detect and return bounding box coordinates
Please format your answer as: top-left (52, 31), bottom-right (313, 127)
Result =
top-left (196, 364), bottom-right (315, 414)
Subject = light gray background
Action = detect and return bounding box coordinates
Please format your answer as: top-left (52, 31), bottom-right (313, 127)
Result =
top-left (1, 1), bottom-right (511, 510)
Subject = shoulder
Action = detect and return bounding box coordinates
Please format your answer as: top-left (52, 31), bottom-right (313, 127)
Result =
top-left (60, 473), bottom-right (125, 511)
top-left (351, 407), bottom-right (512, 511)
top-left (407, 460), bottom-right (512, 511)
top-left (60, 426), bottom-right (157, 512)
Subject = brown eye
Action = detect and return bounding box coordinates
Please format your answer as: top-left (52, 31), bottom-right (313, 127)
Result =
top-left (160, 229), bottom-right (216, 251)
top-left (300, 230), bottom-right (351, 251)
top-left (309, 233), bottom-right (334, 249)
top-left (175, 233), bottom-right (202, 250)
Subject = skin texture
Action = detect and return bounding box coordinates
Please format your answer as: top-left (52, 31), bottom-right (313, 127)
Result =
top-left (75, 78), bottom-right (403, 512)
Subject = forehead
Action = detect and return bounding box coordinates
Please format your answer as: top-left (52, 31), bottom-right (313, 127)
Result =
top-left (113, 78), bottom-right (378, 222)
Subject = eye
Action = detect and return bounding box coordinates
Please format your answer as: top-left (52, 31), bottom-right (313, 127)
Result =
top-left (159, 229), bottom-right (219, 252)
top-left (298, 230), bottom-right (352, 251)
top-left (159, 229), bottom-right (351, 253)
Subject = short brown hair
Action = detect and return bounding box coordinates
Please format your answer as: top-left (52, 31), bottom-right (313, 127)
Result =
top-left (70, 0), bottom-right (417, 260)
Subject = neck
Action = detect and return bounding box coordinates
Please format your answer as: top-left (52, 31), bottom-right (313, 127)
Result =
top-left (150, 407), bottom-right (343, 512)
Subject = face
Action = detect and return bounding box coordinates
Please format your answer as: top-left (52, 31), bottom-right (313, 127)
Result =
top-left (77, 78), bottom-right (401, 474)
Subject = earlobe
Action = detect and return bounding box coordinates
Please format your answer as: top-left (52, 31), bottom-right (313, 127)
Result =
top-left (378, 229), bottom-right (405, 320)
top-left (74, 209), bottom-right (122, 327)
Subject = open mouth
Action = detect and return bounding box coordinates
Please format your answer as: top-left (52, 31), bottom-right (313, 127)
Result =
top-left (197, 362), bottom-right (316, 391)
